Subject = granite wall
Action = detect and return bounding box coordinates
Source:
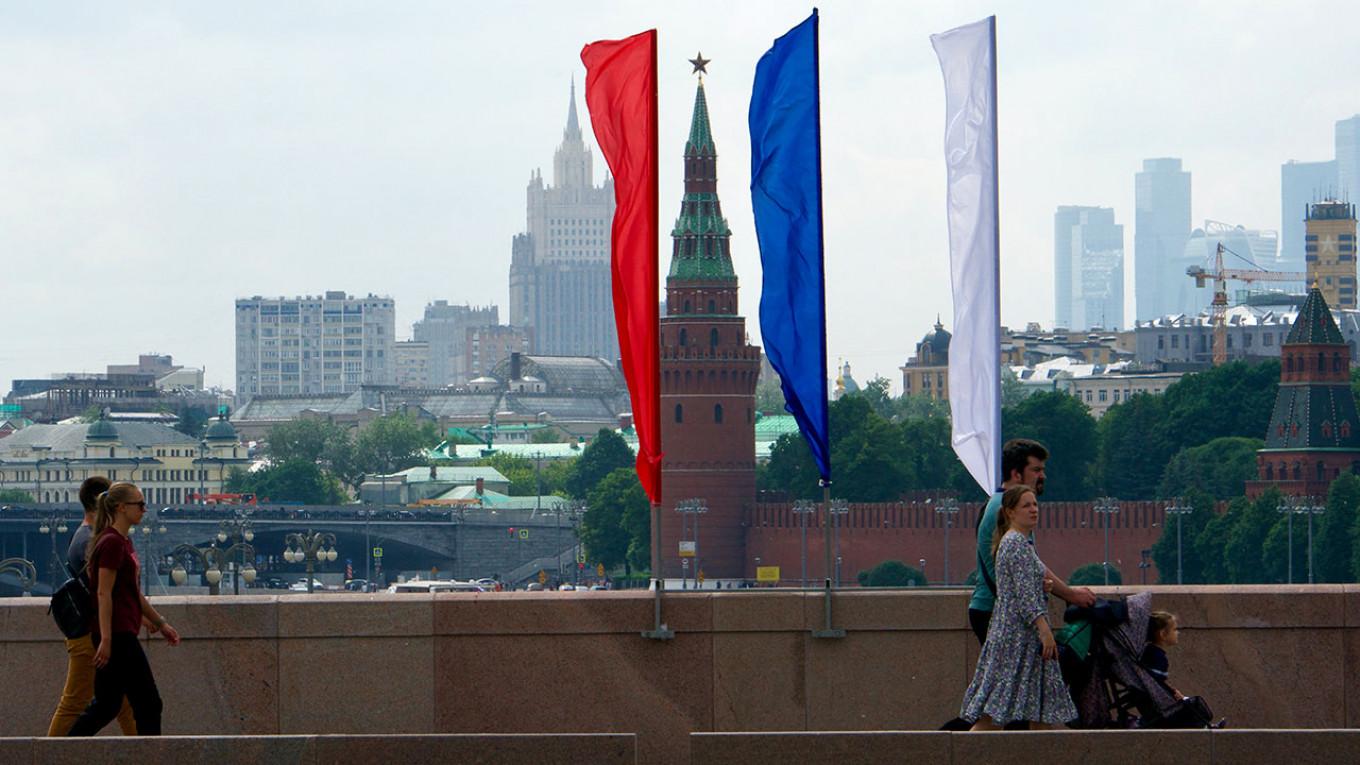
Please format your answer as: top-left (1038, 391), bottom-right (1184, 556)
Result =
top-left (0, 586), bottom-right (1355, 763)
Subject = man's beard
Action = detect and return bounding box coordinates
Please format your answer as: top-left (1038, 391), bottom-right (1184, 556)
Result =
top-left (1033, 477), bottom-right (1045, 496)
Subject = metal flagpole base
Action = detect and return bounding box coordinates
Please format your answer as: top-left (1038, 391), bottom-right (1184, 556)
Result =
top-left (641, 577), bottom-right (675, 641)
top-left (811, 578), bottom-right (845, 639)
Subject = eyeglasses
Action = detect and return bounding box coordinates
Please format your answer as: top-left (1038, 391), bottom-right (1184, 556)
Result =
top-left (122, 501), bottom-right (147, 509)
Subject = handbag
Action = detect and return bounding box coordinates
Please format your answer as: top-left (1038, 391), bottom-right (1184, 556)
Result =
top-left (48, 563), bottom-right (94, 639)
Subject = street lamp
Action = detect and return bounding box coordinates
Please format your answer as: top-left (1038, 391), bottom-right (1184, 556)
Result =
top-left (1094, 497), bottom-right (1121, 586)
top-left (284, 530), bottom-right (337, 593)
top-left (1294, 496), bottom-right (1326, 584)
top-left (217, 509), bottom-right (257, 594)
top-left (828, 499), bottom-right (849, 587)
top-left (0, 557), bottom-right (38, 596)
top-left (1165, 497), bottom-right (1193, 585)
top-left (568, 499), bottom-right (586, 586)
top-left (792, 499), bottom-right (817, 587)
top-left (674, 498), bottom-right (707, 591)
top-left (934, 497), bottom-right (960, 585)
top-left (137, 512), bottom-right (169, 593)
top-left (37, 511), bottom-right (72, 588)
top-left (1277, 495), bottom-right (1298, 584)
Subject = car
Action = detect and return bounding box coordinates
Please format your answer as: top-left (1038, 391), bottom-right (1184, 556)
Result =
top-left (590, 585), bottom-right (608, 591)
top-left (344, 579), bottom-right (369, 592)
top-left (263, 576), bottom-right (289, 590)
top-left (525, 582), bottom-right (544, 591)
top-left (558, 583), bottom-right (576, 591)
top-left (288, 578), bottom-right (327, 592)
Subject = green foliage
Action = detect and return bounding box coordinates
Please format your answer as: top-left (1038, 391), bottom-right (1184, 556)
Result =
top-left (893, 393), bottom-right (952, 421)
top-left (1194, 499), bottom-right (1239, 583)
top-left (530, 427), bottom-right (564, 444)
top-left (1096, 393), bottom-right (1170, 500)
top-left (1262, 506), bottom-right (1312, 583)
top-left (225, 461), bottom-right (346, 505)
top-left (855, 376), bottom-right (897, 421)
top-left (1223, 488), bottom-right (1283, 583)
top-left (0, 488), bottom-right (34, 503)
top-left (1318, 475), bottom-right (1360, 583)
top-left (78, 405), bottom-right (102, 423)
top-left (355, 414), bottom-right (440, 477)
top-left (1002, 391), bottom-right (1098, 501)
top-left (1069, 562), bottom-right (1122, 586)
top-left (264, 418), bottom-right (359, 487)
top-left (173, 406), bottom-right (212, 439)
top-left (565, 429), bottom-right (635, 499)
top-left (580, 467), bottom-right (647, 571)
top-left (1150, 489), bottom-right (1215, 584)
top-left (1096, 361), bottom-right (1279, 500)
top-left (1157, 437), bottom-right (1264, 500)
top-left (474, 452), bottom-right (568, 497)
top-left (858, 559), bottom-right (927, 587)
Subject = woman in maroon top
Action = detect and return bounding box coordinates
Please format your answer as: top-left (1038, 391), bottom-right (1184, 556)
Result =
top-left (67, 482), bottom-right (181, 736)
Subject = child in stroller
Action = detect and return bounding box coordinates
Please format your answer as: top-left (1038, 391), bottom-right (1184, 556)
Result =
top-left (1059, 592), bottom-right (1221, 728)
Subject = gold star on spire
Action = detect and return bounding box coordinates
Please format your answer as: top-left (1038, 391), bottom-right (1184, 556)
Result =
top-left (689, 52), bottom-right (710, 75)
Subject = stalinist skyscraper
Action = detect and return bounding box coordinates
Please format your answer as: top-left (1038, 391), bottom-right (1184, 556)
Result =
top-left (508, 82), bottom-right (618, 360)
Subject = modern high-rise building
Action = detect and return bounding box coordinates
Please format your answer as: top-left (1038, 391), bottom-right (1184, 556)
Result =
top-left (1134, 158), bottom-right (1192, 322)
top-left (1305, 201), bottom-right (1358, 310)
top-left (507, 82), bottom-right (618, 360)
top-left (1282, 160), bottom-right (1338, 272)
top-left (1337, 115), bottom-right (1360, 203)
top-left (1055, 206), bottom-right (1125, 330)
top-left (411, 301), bottom-right (498, 387)
top-left (234, 291), bottom-right (395, 403)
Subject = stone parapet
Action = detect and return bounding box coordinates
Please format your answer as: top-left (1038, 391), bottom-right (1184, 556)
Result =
top-left (0, 586), bottom-right (1356, 764)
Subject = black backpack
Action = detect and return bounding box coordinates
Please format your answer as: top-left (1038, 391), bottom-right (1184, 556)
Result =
top-left (48, 563), bottom-right (93, 639)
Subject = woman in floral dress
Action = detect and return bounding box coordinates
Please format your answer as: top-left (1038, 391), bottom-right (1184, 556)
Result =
top-left (960, 485), bottom-right (1076, 730)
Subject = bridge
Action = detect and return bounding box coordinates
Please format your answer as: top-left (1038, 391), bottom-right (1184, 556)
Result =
top-left (0, 504), bottom-right (584, 593)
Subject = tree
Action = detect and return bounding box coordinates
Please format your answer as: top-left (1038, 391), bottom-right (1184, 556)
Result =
top-left (849, 376), bottom-right (896, 421)
top-left (1069, 562), bottom-right (1121, 586)
top-left (755, 367), bottom-right (787, 415)
top-left (354, 414), bottom-right (439, 479)
top-left (475, 452), bottom-right (569, 497)
top-left (897, 415), bottom-right (979, 498)
top-left (893, 393), bottom-right (951, 421)
top-left (580, 467), bottom-right (646, 571)
top-left (1262, 508), bottom-right (1311, 584)
top-left (173, 406), bottom-right (213, 439)
top-left (1000, 367), bottom-right (1029, 408)
top-left (1194, 501), bottom-right (1239, 584)
top-left (0, 489), bottom-right (34, 503)
top-left (264, 418), bottom-right (358, 486)
top-left (1003, 391), bottom-right (1098, 500)
top-left (1157, 437), bottom-right (1263, 500)
top-left (1153, 360), bottom-right (1279, 459)
top-left (1223, 488), bottom-right (1282, 583)
top-left (530, 427), bottom-right (564, 444)
top-left (1149, 489), bottom-right (1215, 584)
top-left (857, 559), bottom-right (927, 587)
top-left (1317, 474), bottom-right (1360, 583)
top-left (225, 461), bottom-right (346, 505)
top-left (565, 429), bottom-right (636, 499)
top-left (1095, 392), bottom-right (1169, 500)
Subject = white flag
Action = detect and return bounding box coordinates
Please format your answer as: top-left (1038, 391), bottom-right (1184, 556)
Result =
top-left (931, 16), bottom-right (1000, 496)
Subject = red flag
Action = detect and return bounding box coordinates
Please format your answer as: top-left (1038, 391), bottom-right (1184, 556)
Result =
top-left (581, 30), bottom-right (662, 503)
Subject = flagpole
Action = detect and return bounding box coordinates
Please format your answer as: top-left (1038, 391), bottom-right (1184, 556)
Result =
top-left (989, 16), bottom-right (1002, 489)
top-left (642, 31), bottom-right (672, 640)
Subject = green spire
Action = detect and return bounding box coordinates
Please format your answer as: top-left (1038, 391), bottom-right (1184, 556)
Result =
top-left (668, 78), bottom-right (736, 282)
top-left (685, 80), bottom-right (714, 156)
top-left (1288, 288), bottom-right (1345, 345)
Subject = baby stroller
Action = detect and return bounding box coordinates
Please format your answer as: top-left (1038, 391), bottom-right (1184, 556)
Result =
top-left (1059, 591), bottom-right (1219, 729)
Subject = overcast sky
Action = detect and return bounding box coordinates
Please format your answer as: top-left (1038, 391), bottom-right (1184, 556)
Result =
top-left (3, 1), bottom-right (1359, 393)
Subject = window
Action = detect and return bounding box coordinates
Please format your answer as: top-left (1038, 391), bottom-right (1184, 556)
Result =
top-left (679, 328), bottom-right (687, 347)
top-left (1171, 335), bottom-right (1179, 348)
top-left (1098, 390), bottom-right (1107, 402)
top-left (714, 404), bottom-right (723, 423)
top-left (710, 328), bottom-right (719, 347)
top-left (674, 404), bottom-right (683, 423)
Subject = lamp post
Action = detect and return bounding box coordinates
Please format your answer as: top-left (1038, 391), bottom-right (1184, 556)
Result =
top-left (216, 509), bottom-right (257, 594)
top-left (169, 543), bottom-right (219, 596)
top-left (137, 512), bottom-right (169, 594)
top-left (1094, 497), bottom-right (1120, 586)
top-left (829, 499), bottom-right (849, 587)
top-left (284, 530), bottom-right (337, 593)
top-left (1165, 497), bottom-right (1193, 585)
top-left (674, 498), bottom-right (708, 591)
top-left (0, 557), bottom-right (38, 596)
top-left (37, 511), bottom-right (71, 589)
top-left (792, 499), bottom-right (817, 587)
top-left (1276, 495), bottom-right (1298, 584)
top-left (1300, 496), bottom-right (1326, 584)
top-left (568, 499), bottom-right (586, 586)
top-left (934, 497), bottom-right (960, 586)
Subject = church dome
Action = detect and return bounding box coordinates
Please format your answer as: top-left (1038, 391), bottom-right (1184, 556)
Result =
top-left (204, 417), bottom-right (238, 442)
top-left (922, 320), bottom-right (952, 354)
top-left (85, 419), bottom-right (119, 442)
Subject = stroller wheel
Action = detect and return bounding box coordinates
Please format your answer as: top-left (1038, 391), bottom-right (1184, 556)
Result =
top-left (1211, 718), bottom-right (1228, 729)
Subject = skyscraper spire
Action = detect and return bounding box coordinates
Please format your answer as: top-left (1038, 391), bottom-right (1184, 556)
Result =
top-left (565, 76), bottom-right (582, 142)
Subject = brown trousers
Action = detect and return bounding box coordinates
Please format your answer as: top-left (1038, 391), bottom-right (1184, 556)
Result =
top-left (47, 635), bottom-right (136, 736)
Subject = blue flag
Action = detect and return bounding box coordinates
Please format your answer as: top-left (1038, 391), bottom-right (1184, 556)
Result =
top-left (750, 10), bottom-right (830, 483)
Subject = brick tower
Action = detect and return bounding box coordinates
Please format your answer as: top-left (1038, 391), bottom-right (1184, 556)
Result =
top-left (1247, 286), bottom-right (1360, 497)
top-left (659, 70), bottom-right (761, 580)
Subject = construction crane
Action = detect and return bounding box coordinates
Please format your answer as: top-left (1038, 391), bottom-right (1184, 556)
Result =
top-left (1186, 243), bottom-right (1305, 366)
